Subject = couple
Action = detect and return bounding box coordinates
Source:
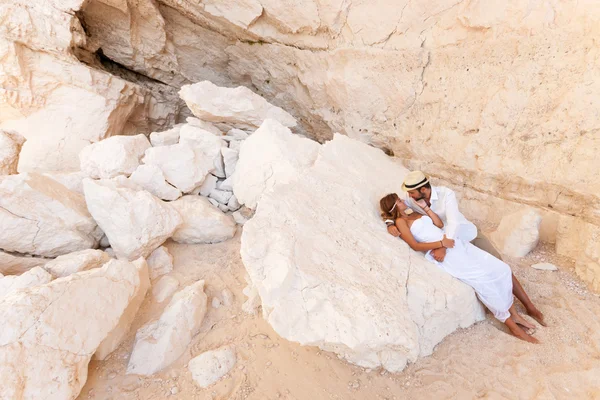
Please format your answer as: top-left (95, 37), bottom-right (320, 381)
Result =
top-left (380, 171), bottom-right (545, 343)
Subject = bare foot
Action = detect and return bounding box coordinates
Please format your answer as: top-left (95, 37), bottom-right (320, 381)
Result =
top-left (527, 308), bottom-right (547, 327)
top-left (505, 318), bottom-right (540, 344)
top-left (512, 313), bottom-right (536, 330)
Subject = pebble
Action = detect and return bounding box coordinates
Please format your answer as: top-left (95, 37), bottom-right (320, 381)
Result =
top-left (171, 387), bottom-right (179, 395)
top-left (531, 262), bottom-right (558, 271)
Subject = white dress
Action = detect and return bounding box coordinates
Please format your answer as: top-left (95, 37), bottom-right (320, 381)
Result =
top-left (410, 216), bottom-right (514, 322)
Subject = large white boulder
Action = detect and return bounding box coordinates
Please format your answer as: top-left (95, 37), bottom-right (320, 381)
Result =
top-left (171, 196), bottom-right (237, 244)
top-left (130, 164), bottom-right (182, 201)
top-left (179, 81), bottom-right (297, 129)
top-left (0, 173), bottom-right (102, 257)
top-left (241, 134), bottom-right (485, 372)
top-left (179, 124), bottom-right (227, 178)
top-left (94, 258), bottom-right (151, 360)
top-left (82, 179), bottom-right (182, 260)
top-left (232, 119), bottom-right (320, 209)
top-left (79, 134), bottom-right (151, 179)
top-left (0, 130), bottom-right (26, 175)
top-left (0, 251), bottom-right (47, 276)
top-left (491, 210), bottom-right (542, 258)
top-left (42, 249), bottom-right (112, 278)
top-left (188, 346), bottom-right (236, 388)
top-left (127, 280), bottom-right (208, 376)
top-left (0, 267), bottom-right (52, 299)
top-left (143, 143), bottom-right (213, 193)
top-left (0, 258), bottom-right (145, 399)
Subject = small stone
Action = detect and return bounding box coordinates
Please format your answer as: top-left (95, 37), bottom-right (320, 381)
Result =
top-left (188, 345), bottom-right (236, 388)
top-left (221, 288), bottom-right (234, 306)
top-left (532, 262), bottom-right (558, 271)
top-left (170, 387), bottom-right (179, 395)
top-left (209, 189), bottom-right (233, 205)
top-left (212, 297), bottom-right (222, 308)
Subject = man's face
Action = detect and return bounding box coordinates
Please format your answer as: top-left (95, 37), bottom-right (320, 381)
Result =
top-left (408, 188), bottom-right (425, 201)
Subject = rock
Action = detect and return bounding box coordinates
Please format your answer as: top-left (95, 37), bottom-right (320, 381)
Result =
top-left (179, 124), bottom-right (227, 178)
top-left (226, 129), bottom-right (249, 141)
top-left (79, 134), bottom-right (151, 179)
top-left (195, 174), bottom-right (218, 197)
top-left (209, 188), bottom-right (233, 205)
top-left (241, 134), bottom-right (484, 372)
top-left (221, 147), bottom-right (239, 177)
top-left (147, 246), bottom-right (174, 280)
top-left (100, 234), bottom-right (111, 248)
top-left (0, 258), bottom-right (145, 399)
top-left (227, 195), bottom-right (241, 212)
top-left (152, 276), bottom-right (180, 303)
top-left (491, 210), bottom-right (542, 258)
top-left (171, 196), bottom-right (237, 244)
top-left (0, 173), bottom-right (101, 257)
top-left (532, 263), bottom-right (559, 271)
top-left (96, 175), bottom-right (143, 191)
top-left (217, 176), bottom-right (234, 191)
top-left (127, 280), bottom-right (208, 376)
top-left (241, 284), bottom-right (261, 315)
top-left (211, 297), bottom-right (222, 308)
top-left (0, 251), bottom-right (47, 276)
top-left (232, 211), bottom-right (250, 226)
top-left (142, 143), bottom-right (213, 193)
top-left (232, 119), bottom-right (320, 209)
top-left (179, 81), bottom-right (297, 129)
top-left (104, 247), bottom-right (117, 258)
top-left (188, 346), bottom-right (236, 388)
top-left (0, 267), bottom-right (52, 299)
top-left (130, 164), bottom-right (182, 201)
top-left (208, 198), bottom-right (220, 208)
top-left (228, 140), bottom-right (243, 152)
top-left (150, 124), bottom-right (184, 147)
top-left (83, 179), bottom-right (182, 260)
top-left (221, 288), bottom-right (234, 307)
top-left (42, 171), bottom-right (87, 194)
top-left (0, 130), bottom-right (26, 175)
top-left (186, 117), bottom-right (222, 136)
top-left (94, 258), bottom-right (151, 360)
top-left (43, 249), bottom-right (112, 278)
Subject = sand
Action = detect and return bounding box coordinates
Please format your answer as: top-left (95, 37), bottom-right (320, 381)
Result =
top-left (78, 234), bottom-right (600, 400)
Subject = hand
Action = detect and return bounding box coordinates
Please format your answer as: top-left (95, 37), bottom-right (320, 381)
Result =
top-left (415, 199), bottom-right (429, 210)
top-left (441, 235), bottom-right (455, 248)
top-left (431, 247), bottom-right (446, 262)
top-left (387, 225), bottom-right (400, 237)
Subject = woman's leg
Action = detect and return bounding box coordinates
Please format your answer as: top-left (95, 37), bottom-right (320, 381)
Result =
top-left (512, 274), bottom-right (546, 326)
top-left (505, 306), bottom-right (539, 344)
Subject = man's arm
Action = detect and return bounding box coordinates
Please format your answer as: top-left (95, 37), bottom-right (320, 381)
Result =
top-left (443, 190), bottom-right (462, 239)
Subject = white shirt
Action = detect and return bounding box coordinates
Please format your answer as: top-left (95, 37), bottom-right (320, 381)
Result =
top-left (385, 186), bottom-right (477, 242)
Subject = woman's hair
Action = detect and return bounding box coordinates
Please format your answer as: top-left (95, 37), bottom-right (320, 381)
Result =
top-left (380, 193), bottom-right (400, 221)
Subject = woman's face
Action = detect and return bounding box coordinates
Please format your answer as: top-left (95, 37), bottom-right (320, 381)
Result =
top-left (394, 198), bottom-right (412, 216)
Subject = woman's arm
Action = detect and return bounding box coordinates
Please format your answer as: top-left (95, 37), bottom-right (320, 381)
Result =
top-left (415, 199), bottom-right (444, 229)
top-left (395, 218), bottom-right (454, 252)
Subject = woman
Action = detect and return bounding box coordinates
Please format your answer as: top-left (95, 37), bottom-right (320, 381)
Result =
top-left (380, 193), bottom-right (543, 343)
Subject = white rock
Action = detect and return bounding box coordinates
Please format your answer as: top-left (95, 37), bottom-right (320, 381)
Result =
top-left (79, 134), bottom-right (151, 179)
top-left (0, 173), bottom-right (101, 257)
top-left (0, 267), bottom-right (52, 299)
top-left (143, 143), bottom-right (213, 193)
top-left (147, 246), bottom-right (174, 280)
top-left (179, 124), bottom-right (227, 178)
top-left (228, 140), bottom-right (243, 152)
top-left (130, 164), bottom-right (182, 201)
top-left (232, 211), bottom-right (250, 226)
top-left (127, 280), bottom-right (208, 376)
top-left (532, 262), bottom-right (559, 271)
top-left (226, 129), bottom-right (249, 141)
top-left (241, 134), bottom-right (484, 372)
top-left (0, 258), bottom-right (145, 399)
top-left (221, 147), bottom-right (239, 178)
top-left (42, 171), bottom-right (87, 194)
top-left (221, 288), bottom-right (234, 307)
top-left (227, 195), bottom-right (241, 212)
top-left (217, 176), bottom-right (234, 191)
top-left (0, 251), bottom-right (47, 276)
top-left (171, 196), bottom-right (237, 244)
top-left (208, 198), bottom-right (220, 208)
top-left (179, 81), bottom-right (297, 129)
top-left (211, 297), bottom-right (222, 309)
top-left (43, 249), bottom-right (112, 278)
top-left (209, 189), bottom-right (233, 205)
top-left (188, 346), bottom-right (236, 388)
top-left (0, 130), bottom-right (26, 175)
top-left (96, 175), bottom-right (142, 191)
top-left (195, 174), bottom-right (219, 196)
top-left (95, 258), bottom-right (151, 360)
top-left (241, 284), bottom-right (261, 315)
top-left (152, 276), bottom-right (180, 303)
top-left (83, 179), bottom-right (182, 260)
top-left (232, 119), bottom-right (319, 209)
top-left (150, 124), bottom-right (184, 147)
top-left (104, 247), bottom-right (117, 258)
top-left (186, 117), bottom-right (223, 136)
top-left (218, 203), bottom-right (229, 212)
top-left (491, 210), bottom-right (542, 258)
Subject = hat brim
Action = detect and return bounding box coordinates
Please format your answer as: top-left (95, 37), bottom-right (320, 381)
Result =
top-left (401, 178), bottom-right (429, 192)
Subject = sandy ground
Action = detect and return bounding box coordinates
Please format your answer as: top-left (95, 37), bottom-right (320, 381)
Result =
top-left (79, 233), bottom-right (600, 400)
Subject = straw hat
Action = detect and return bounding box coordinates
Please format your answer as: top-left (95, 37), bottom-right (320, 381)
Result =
top-left (401, 171), bottom-right (430, 192)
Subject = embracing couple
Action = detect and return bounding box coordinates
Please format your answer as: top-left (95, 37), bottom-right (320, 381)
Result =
top-left (380, 171), bottom-right (546, 343)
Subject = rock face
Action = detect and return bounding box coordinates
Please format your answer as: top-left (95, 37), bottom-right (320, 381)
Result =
top-left (241, 134), bottom-right (485, 372)
top-left (491, 210), bottom-right (542, 258)
top-left (179, 81), bottom-right (297, 129)
top-left (232, 119), bottom-right (320, 209)
top-left (83, 179), bottom-right (182, 260)
top-left (42, 249), bottom-right (112, 278)
top-left (80, 134), bottom-right (151, 179)
top-left (127, 280), bottom-right (208, 376)
top-left (0, 258), bottom-right (145, 399)
top-left (0, 173), bottom-right (101, 257)
top-left (171, 196), bottom-right (237, 244)
top-left (188, 346), bottom-right (236, 388)
top-left (0, 267), bottom-right (52, 299)
top-left (0, 130), bottom-right (26, 175)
